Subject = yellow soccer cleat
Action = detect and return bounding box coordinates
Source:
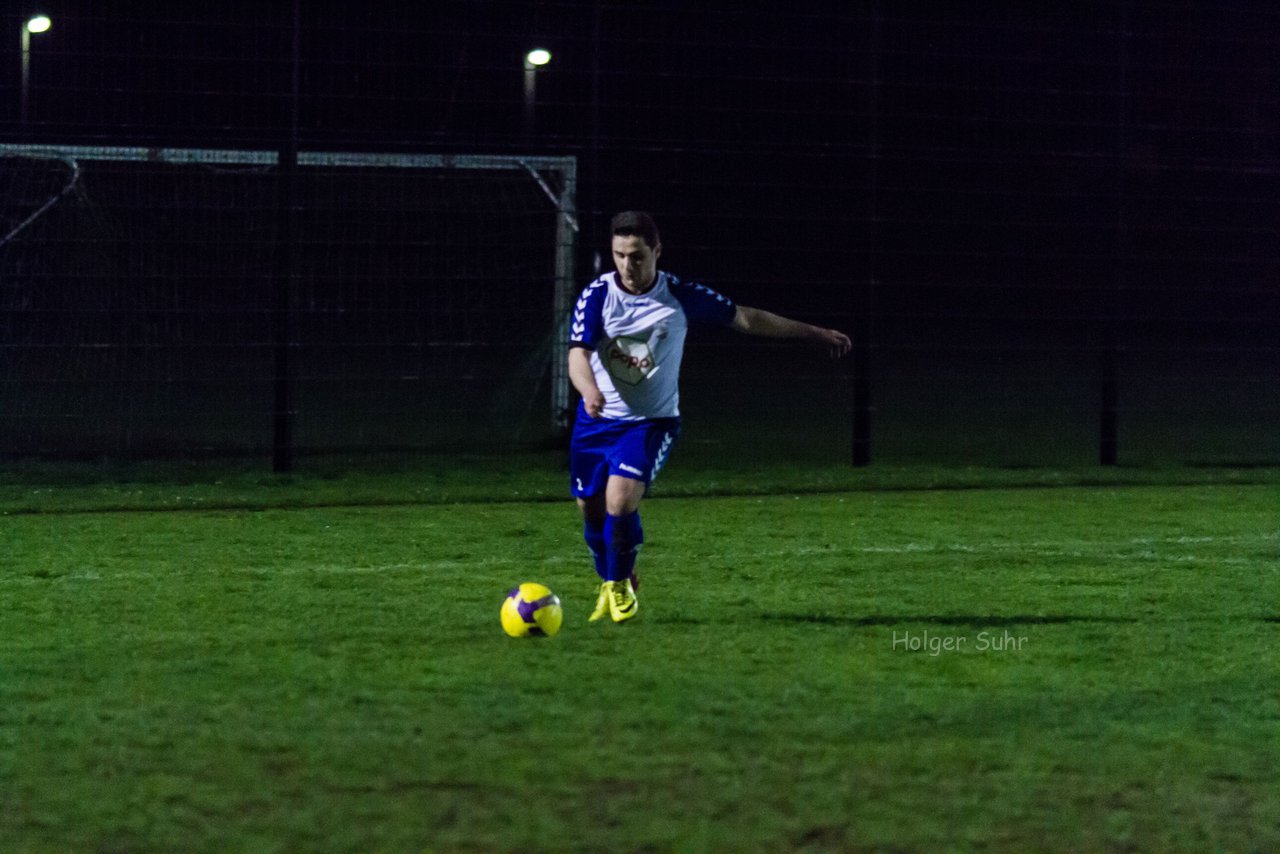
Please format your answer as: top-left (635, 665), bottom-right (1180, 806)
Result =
top-left (588, 581), bottom-right (612, 622)
top-left (609, 577), bottom-right (638, 623)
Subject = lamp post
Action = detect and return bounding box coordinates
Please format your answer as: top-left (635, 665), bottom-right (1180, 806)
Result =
top-left (20, 14), bottom-right (52, 126)
top-left (523, 48), bottom-right (551, 138)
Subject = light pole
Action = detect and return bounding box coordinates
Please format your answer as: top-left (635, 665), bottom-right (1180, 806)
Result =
top-left (20, 14), bottom-right (52, 126)
top-left (523, 48), bottom-right (551, 138)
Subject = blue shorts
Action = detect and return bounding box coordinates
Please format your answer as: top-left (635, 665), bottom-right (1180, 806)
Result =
top-left (569, 407), bottom-right (680, 499)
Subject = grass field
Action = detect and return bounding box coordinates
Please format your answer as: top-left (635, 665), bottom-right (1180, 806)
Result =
top-left (3, 458), bottom-right (1278, 850)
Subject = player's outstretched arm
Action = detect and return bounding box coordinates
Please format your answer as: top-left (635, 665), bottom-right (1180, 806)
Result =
top-left (730, 306), bottom-right (852, 358)
top-left (568, 346), bottom-right (606, 417)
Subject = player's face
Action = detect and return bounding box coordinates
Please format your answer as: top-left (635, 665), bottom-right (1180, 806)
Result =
top-left (612, 234), bottom-right (661, 294)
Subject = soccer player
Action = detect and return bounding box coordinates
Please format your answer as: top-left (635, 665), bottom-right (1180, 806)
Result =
top-left (568, 211), bottom-right (851, 623)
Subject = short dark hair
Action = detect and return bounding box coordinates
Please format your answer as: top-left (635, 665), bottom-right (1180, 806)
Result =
top-left (610, 211), bottom-right (661, 249)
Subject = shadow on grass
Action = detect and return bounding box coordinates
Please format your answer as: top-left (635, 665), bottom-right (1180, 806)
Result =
top-left (650, 613), bottom-right (1146, 628)
top-left (643, 613), bottom-right (1280, 628)
top-left (761, 614), bottom-right (1141, 627)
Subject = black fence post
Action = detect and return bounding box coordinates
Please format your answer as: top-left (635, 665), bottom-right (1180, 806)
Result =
top-left (852, 3), bottom-right (880, 468)
top-left (1101, 0), bottom-right (1128, 468)
top-left (272, 0), bottom-right (301, 473)
top-left (1100, 326), bottom-right (1118, 466)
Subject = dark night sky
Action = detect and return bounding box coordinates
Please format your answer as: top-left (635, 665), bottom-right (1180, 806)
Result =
top-left (5, 2), bottom-right (1278, 313)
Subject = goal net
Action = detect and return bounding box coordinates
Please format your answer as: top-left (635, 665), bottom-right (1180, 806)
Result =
top-left (0, 144), bottom-right (577, 458)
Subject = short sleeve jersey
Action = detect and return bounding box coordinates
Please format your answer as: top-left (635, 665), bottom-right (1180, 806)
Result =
top-left (569, 271), bottom-right (736, 420)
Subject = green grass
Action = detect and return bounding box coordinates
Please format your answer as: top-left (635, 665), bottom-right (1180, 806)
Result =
top-left (3, 468), bottom-right (1279, 850)
top-left (1, 449), bottom-right (1276, 514)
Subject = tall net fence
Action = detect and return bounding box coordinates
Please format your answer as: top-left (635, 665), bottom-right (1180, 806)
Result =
top-left (0, 2), bottom-right (1275, 467)
top-left (0, 146), bottom-right (576, 457)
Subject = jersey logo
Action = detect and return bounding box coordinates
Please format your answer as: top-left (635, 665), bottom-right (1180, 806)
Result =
top-left (603, 335), bottom-right (658, 386)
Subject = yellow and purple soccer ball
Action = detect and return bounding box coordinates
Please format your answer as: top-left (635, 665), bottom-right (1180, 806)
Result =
top-left (500, 582), bottom-right (563, 638)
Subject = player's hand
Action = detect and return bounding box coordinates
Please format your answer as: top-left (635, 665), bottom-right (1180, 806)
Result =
top-left (817, 328), bottom-right (852, 359)
top-left (582, 389), bottom-right (606, 418)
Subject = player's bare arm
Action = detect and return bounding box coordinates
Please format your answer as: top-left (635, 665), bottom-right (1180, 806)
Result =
top-left (568, 346), bottom-right (606, 417)
top-left (730, 305), bottom-right (852, 358)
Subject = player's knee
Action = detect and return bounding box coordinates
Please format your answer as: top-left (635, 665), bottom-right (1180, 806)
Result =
top-left (604, 477), bottom-right (645, 516)
top-left (605, 497), bottom-right (640, 517)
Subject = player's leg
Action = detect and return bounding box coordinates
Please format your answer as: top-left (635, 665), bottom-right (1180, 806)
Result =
top-left (603, 472), bottom-right (646, 578)
top-left (602, 474), bottom-right (644, 622)
top-left (600, 418), bottom-right (679, 622)
top-left (577, 493), bottom-right (617, 623)
top-left (576, 483), bottom-right (618, 624)
top-left (569, 412), bottom-right (617, 622)
top-left (577, 494), bottom-right (607, 577)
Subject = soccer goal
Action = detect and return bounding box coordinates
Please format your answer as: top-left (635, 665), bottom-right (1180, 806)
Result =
top-left (0, 143), bottom-right (577, 459)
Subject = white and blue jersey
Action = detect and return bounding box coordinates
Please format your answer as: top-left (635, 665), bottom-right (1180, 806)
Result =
top-left (569, 271), bottom-right (736, 421)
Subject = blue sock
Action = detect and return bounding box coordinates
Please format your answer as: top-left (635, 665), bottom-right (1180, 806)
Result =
top-left (584, 519), bottom-right (607, 580)
top-left (604, 511), bottom-right (643, 582)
